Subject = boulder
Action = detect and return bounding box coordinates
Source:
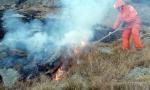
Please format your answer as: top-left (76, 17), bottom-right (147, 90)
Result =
top-left (141, 37), bottom-right (150, 45)
top-left (124, 67), bottom-right (150, 80)
top-left (0, 68), bottom-right (20, 86)
top-left (98, 47), bottom-right (113, 54)
top-left (0, 6), bottom-right (5, 10)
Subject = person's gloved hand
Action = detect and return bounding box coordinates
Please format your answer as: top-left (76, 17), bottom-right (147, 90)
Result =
top-left (122, 21), bottom-right (127, 28)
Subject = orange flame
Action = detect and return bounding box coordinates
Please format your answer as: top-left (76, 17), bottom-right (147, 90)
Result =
top-left (72, 38), bottom-right (87, 55)
top-left (54, 37), bottom-right (87, 81)
top-left (54, 67), bottom-right (64, 81)
top-left (81, 40), bottom-right (86, 47)
top-left (26, 76), bottom-right (30, 82)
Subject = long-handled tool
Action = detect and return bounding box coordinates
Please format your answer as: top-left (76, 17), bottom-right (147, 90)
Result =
top-left (92, 27), bottom-right (122, 46)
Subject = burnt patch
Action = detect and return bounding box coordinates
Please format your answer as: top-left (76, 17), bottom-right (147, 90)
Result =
top-left (0, 75), bottom-right (2, 83)
top-left (131, 0), bottom-right (150, 7)
top-left (141, 21), bottom-right (150, 27)
top-left (0, 10), bottom-right (5, 40)
top-left (38, 56), bottom-right (63, 77)
top-left (92, 24), bottom-right (122, 43)
top-left (17, 0), bottom-right (27, 4)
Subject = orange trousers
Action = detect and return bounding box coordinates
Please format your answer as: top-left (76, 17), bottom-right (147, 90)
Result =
top-left (122, 23), bottom-right (142, 50)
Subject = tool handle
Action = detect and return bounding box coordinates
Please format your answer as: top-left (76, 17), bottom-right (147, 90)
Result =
top-left (92, 28), bottom-right (120, 45)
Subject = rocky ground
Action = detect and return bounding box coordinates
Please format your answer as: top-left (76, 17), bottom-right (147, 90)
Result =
top-left (0, 0), bottom-right (150, 89)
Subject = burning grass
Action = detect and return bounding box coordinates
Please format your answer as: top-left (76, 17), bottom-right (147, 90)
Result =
top-left (1, 39), bottom-right (150, 90)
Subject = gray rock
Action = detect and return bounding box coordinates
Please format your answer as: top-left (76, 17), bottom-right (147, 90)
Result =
top-left (72, 74), bottom-right (83, 80)
top-left (0, 68), bottom-right (20, 86)
top-left (98, 47), bottom-right (113, 54)
top-left (2, 13), bottom-right (26, 20)
top-left (141, 37), bottom-right (150, 45)
top-left (0, 43), bottom-right (9, 53)
top-left (0, 6), bottom-right (5, 10)
top-left (124, 67), bottom-right (150, 80)
top-left (0, 52), bottom-right (8, 60)
top-left (10, 4), bottom-right (17, 8)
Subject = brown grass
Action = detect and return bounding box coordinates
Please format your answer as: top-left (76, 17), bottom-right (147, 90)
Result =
top-left (1, 38), bottom-right (150, 90)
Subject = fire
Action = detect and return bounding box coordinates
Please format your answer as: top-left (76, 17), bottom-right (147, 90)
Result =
top-left (19, 75), bottom-right (31, 82)
top-left (81, 37), bottom-right (87, 47)
top-left (81, 40), bottom-right (86, 47)
top-left (73, 37), bottom-right (87, 55)
top-left (54, 67), bottom-right (64, 81)
top-left (54, 37), bottom-right (87, 81)
top-left (73, 48), bottom-right (79, 54)
top-left (26, 76), bottom-right (30, 82)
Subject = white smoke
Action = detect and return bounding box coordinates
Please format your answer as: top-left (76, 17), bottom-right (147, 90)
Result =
top-left (56, 0), bottom-right (116, 46)
top-left (0, 0), bottom-right (116, 76)
top-left (2, 0), bottom-right (116, 56)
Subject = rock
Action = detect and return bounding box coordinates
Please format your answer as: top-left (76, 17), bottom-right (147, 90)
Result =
top-left (0, 43), bottom-right (9, 53)
top-left (98, 47), bottom-right (113, 54)
top-left (0, 52), bottom-right (8, 60)
top-left (2, 13), bottom-right (25, 20)
top-left (10, 4), bottom-right (17, 9)
top-left (124, 67), bottom-right (150, 80)
top-left (71, 74), bottom-right (89, 89)
top-left (141, 37), bottom-right (150, 45)
top-left (0, 68), bottom-right (20, 86)
top-left (72, 74), bottom-right (83, 80)
top-left (0, 6), bottom-right (5, 10)
top-left (0, 43), bottom-right (9, 60)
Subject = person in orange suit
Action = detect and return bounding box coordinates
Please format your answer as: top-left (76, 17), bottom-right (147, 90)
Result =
top-left (111, 0), bottom-right (142, 53)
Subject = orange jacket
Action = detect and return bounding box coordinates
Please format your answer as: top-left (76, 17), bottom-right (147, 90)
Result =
top-left (112, 5), bottom-right (140, 29)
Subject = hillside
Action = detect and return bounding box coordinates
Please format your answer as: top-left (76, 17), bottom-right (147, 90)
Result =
top-left (0, 0), bottom-right (150, 90)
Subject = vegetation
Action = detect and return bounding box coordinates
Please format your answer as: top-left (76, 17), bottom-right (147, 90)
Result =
top-left (1, 38), bottom-right (150, 90)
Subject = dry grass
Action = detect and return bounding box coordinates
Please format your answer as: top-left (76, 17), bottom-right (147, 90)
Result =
top-left (0, 2), bottom-right (150, 90)
top-left (1, 38), bottom-right (150, 90)
top-left (15, 5), bottom-right (66, 19)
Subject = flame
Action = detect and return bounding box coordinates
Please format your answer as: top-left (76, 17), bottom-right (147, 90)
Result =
top-left (26, 76), bottom-right (30, 82)
top-left (73, 48), bottom-right (79, 54)
top-left (54, 67), bottom-right (64, 81)
top-left (72, 37), bottom-right (87, 55)
top-left (81, 40), bottom-right (86, 47)
top-left (54, 37), bottom-right (87, 81)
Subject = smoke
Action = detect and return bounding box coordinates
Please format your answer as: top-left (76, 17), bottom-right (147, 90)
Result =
top-left (57, 0), bottom-right (116, 45)
top-left (0, 0), bottom-right (116, 75)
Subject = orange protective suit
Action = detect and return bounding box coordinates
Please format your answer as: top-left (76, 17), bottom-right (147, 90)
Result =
top-left (112, 5), bottom-right (142, 50)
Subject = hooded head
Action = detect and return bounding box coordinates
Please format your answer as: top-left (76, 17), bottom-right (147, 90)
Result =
top-left (114, 0), bottom-right (125, 12)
